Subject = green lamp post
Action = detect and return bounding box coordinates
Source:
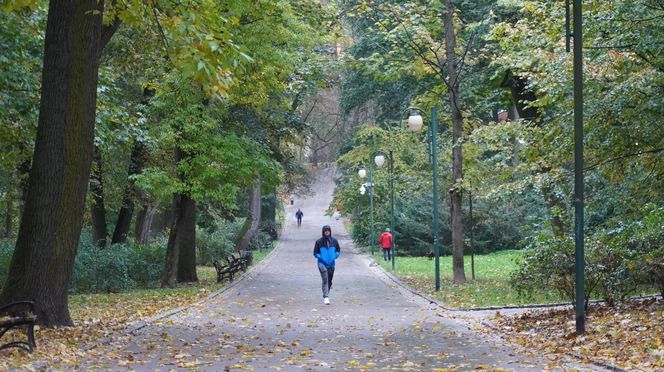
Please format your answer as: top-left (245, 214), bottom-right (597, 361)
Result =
top-left (406, 106), bottom-right (442, 291)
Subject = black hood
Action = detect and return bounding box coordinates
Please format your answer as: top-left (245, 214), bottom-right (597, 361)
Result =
top-left (321, 225), bottom-right (332, 237)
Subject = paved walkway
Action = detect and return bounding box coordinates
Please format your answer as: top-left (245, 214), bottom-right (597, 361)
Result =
top-left (76, 168), bottom-right (604, 370)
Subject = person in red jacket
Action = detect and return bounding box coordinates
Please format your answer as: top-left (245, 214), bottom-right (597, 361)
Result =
top-left (379, 228), bottom-right (393, 261)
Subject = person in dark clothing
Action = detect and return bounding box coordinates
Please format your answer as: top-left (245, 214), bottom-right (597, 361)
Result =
top-left (295, 209), bottom-right (304, 226)
top-left (313, 225), bottom-right (340, 305)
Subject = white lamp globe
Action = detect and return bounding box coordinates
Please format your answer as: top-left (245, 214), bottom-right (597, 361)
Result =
top-left (374, 155), bottom-right (385, 167)
top-left (358, 168), bottom-right (367, 178)
top-left (408, 114), bottom-right (424, 132)
top-left (359, 185), bottom-right (366, 195)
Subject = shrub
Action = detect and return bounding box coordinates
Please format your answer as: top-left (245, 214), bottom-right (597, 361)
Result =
top-left (125, 240), bottom-right (166, 287)
top-left (249, 231), bottom-right (272, 252)
top-left (509, 235), bottom-right (615, 309)
top-left (71, 242), bottom-right (135, 293)
top-left (71, 234), bottom-right (166, 293)
top-left (618, 206), bottom-right (664, 296)
top-left (196, 219), bottom-right (244, 265)
top-left (260, 220), bottom-right (280, 241)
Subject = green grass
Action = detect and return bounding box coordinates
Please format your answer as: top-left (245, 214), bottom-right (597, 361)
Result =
top-left (368, 249), bottom-right (565, 309)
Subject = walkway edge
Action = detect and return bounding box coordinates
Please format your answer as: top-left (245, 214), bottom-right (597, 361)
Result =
top-left (352, 244), bottom-right (627, 372)
top-left (80, 233), bottom-right (284, 352)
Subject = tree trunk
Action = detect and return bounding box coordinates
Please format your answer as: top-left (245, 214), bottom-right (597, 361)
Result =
top-left (111, 141), bottom-right (147, 244)
top-left (160, 193), bottom-right (181, 288)
top-left (134, 192), bottom-right (159, 244)
top-left (443, 0), bottom-right (466, 284)
top-left (0, 0), bottom-right (108, 326)
top-left (235, 183), bottom-right (262, 252)
top-left (541, 178), bottom-right (570, 237)
top-left (176, 194), bottom-right (198, 283)
top-left (90, 145), bottom-right (107, 247)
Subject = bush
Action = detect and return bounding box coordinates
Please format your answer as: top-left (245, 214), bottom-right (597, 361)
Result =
top-left (71, 234), bottom-right (166, 293)
top-left (260, 220), bottom-right (281, 241)
top-left (616, 206), bottom-right (664, 296)
top-left (196, 219), bottom-right (244, 265)
top-left (125, 240), bottom-right (166, 287)
top-left (511, 218), bottom-right (662, 308)
top-left (249, 231), bottom-right (272, 252)
top-left (509, 235), bottom-right (621, 309)
top-left (72, 242), bottom-right (135, 293)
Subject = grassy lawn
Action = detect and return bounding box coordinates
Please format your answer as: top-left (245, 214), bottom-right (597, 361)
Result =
top-left (369, 249), bottom-right (565, 308)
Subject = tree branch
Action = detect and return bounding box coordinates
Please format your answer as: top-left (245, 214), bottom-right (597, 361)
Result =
top-left (585, 147), bottom-right (664, 171)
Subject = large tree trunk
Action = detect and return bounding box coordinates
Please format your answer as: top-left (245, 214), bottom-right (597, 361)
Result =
top-left (0, 0), bottom-right (109, 326)
top-left (90, 145), bottom-right (107, 247)
top-left (443, 0), bottom-right (466, 284)
top-left (176, 194), bottom-right (198, 283)
top-left (235, 184), bottom-right (262, 252)
top-left (161, 193), bottom-right (181, 289)
top-left (111, 141), bottom-right (147, 244)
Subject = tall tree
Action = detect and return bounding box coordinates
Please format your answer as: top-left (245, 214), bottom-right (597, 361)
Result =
top-left (234, 182), bottom-right (262, 252)
top-left (442, 0), bottom-right (466, 283)
top-left (0, 0), bottom-right (118, 325)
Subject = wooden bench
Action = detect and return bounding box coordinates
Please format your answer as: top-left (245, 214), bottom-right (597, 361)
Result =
top-left (213, 251), bottom-right (253, 283)
top-left (0, 301), bottom-right (36, 353)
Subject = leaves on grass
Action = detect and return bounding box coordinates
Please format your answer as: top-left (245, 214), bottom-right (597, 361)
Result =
top-left (491, 299), bottom-right (664, 370)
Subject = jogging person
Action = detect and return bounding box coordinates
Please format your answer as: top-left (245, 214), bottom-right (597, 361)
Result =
top-left (313, 225), bottom-right (340, 305)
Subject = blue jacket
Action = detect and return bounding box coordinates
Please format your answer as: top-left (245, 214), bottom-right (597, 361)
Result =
top-left (313, 236), bottom-right (340, 269)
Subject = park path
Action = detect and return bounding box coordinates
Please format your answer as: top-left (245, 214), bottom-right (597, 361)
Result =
top-left (75, 168), bottom-right (604, 371)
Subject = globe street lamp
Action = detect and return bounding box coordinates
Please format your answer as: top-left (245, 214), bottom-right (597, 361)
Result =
top-left (407, 106), bottom-right (442, 292)
top-left (358, 167), bottom-right (375, 256)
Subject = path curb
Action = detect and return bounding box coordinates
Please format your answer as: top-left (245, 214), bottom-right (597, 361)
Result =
top-left (80, 232), bottom-right (285, 352)
top-left (350, 242), bottom-right (628, 372)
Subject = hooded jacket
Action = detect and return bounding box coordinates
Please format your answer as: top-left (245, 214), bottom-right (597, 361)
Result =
top-left (313, 225), bottom-right (340, 269)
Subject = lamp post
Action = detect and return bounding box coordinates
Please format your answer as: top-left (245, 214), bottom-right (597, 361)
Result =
top-left (566, 0), bottom-right (585, 335)
top-left (406, 106), bottom-right (441, 291)
top-left (373, 152), bottom-right (396, 270)
top-left (358, 167), bottom-right (375, 256)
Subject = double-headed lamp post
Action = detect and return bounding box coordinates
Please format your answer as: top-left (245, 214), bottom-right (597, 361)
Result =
top-left (358, 167), bottom-right (375, 256)
top-left (406, 106), bottom-right (442, 291)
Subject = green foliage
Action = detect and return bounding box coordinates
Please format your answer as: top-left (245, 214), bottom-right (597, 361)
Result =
top-left (249, 231), bottom-right (272, 252)
top-left (605, 206), bottom-right (664, 297)
top-left (196, 219), bottom-right (245, 266)
top-left (0, 239), bottom-right (13, 284)
top-left (510, 236), bottom-right (589, 308)
top-left (71, 233), bottom-right (166, 293)
top-left (510, 229), bottom-right (660, 308)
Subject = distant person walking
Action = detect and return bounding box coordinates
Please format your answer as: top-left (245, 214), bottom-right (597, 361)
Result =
top-left (295, 209), bottom-right (304, 226)
top-left (379, 228), bottom-right (393, 261)
top-left (313, 225), bottom-right (340, 305)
